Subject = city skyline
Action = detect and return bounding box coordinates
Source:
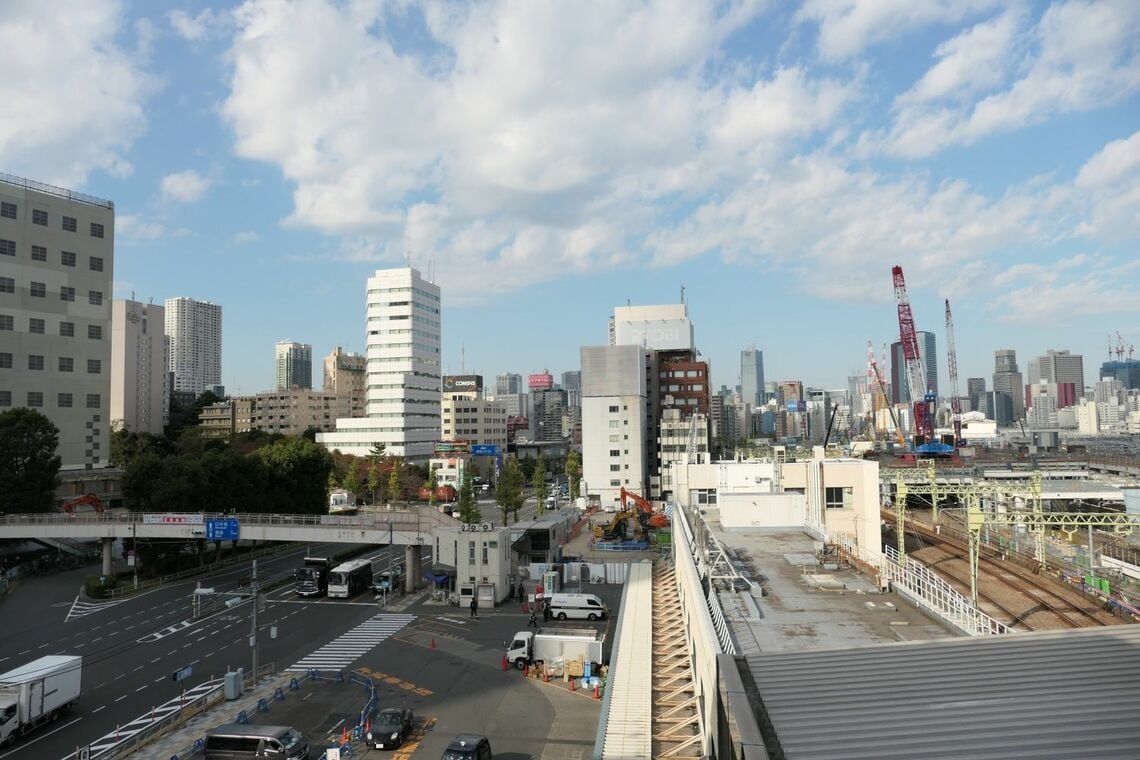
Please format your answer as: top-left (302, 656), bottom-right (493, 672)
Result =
top-left (2, 2), bottom-right (1138, 396)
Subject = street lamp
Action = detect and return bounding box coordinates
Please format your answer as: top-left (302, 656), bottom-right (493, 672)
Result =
top-left (386, 520), bottom-right (393, 600)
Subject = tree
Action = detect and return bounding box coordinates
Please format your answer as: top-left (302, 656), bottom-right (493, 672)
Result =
top-left (518, 456), bottom-right (537, 485)
top-left (566, 450), bottom-right (581, 500)
top-left (533, 457), bottom-right (548, 515)
top-left (327, 470), bottom-right (339, 493)
top-left (254, 437), bottom-right (333, 514)
top-left (368, 442), bottom-right (386, 460)
top-left (0, 409), bottom-right (62, 514)
top-left (496, 458), bottom-right (524, 524)
top-left (457, 466), bottom-right (479, 524)
top-left (366, 460), bottom-right (381, 504)
top-left (343, 457), bottom-right (361, 498)
top-left (427, 465), bottom-right (439, 507)
top-left (387, 458), bottom-right (402, 505)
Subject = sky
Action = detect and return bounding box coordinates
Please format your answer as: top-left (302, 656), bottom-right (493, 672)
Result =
top-left (2, 0), bottom-right (1139, 397)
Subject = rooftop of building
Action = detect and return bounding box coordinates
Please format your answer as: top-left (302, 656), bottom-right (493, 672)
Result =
top-left (0, 171), bottom-right (114, 209)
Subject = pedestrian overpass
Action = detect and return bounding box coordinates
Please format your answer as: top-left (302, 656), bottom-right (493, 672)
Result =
top-left (0, 508), bottom-right (459, 585)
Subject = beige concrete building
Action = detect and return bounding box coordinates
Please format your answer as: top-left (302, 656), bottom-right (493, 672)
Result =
top-left (251, 388), bottom-right (338, 436)
top-left (441, 374), bottom-right (507, 447)
top-left (323, 345), bottom-right (366, 418)
top-left (110, 299), bottom-right (166, 435)
top-left (199, 396), bottom-right (255, 439)
top-left (0, 174), bottom-right (115, 468)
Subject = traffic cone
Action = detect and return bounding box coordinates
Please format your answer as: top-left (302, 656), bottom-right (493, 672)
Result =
top-left (430, 637), bottom-right (436, 650)
top-left (501, 655), bottom-right (508, 671)
top-left (543, 669), bottom-right (549, 683)
top-left (593, 683), bottom-right (600, 699)
top-left (341, 726), bottom-right (348, 744)
top-left (570, 677), bottom-right (576, 691)
top-left (523, 663), bottom-right (529, 677)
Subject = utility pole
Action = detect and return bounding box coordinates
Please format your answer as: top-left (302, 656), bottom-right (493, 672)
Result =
top-left (387, 521), bottom-right (394, 600)
top-left (250, 560), bottom-right (259, 683)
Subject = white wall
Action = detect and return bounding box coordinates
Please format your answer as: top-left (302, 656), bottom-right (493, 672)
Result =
top-left (581, 394), bottom-right (646, 507)
top-left (719, 493), bottom-right (805, 527)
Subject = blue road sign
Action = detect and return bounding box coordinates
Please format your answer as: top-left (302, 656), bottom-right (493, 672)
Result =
top-left (172, 665), bottom-right (193, 682)
top-left (206, 518), bottom-right (239, 541)
top-left (471, 444), bottom-right (500, 456)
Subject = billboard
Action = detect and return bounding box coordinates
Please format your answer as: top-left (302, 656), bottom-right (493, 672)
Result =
top-left (528, 373), bottom-right (554, 390)
top-left (434, 441), bottom-right (469, 454)
top-left (443, 375), bottom-right (483, 393)
top-left (614, 318), bottom-right (694, 351)
top-left (471, 444), bottom-right (500, 456)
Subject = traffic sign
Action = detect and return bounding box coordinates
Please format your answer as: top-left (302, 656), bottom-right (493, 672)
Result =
top-left (206, 518), bottom-right (239, 541)
top-left (172, 666), bottom-right (192, 682)
top-left (471, 444), bottom-right (500, 456)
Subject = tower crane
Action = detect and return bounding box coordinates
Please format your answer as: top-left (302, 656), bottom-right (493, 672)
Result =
top-left (891, 265), bottom-right (932, 442)
top-left (867, 340), bottom-right (905, 449)
top-left (944, 299), bottom-right (963, 447)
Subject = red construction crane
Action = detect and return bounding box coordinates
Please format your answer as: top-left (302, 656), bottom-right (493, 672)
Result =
top-left (891, 265), bottom-right (932, 441)
top-left (945, 299), bottom-right (963, 447)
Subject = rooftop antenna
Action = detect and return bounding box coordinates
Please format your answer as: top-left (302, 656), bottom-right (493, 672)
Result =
top-left (406, 249), bottom-right (413, 269)
top-left (680, 284), bottom-right (686, 304)
top-left (461, 344), bottom-right (466, 374)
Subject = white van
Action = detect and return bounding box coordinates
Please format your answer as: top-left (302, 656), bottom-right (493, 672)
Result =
top-left (547, 592), bottom-right (608, 621)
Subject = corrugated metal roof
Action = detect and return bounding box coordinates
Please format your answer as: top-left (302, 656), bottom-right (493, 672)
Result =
top-left (602, 561), bottom-right (654, 759)
top-left (749, 626), bottom-right (1140, 759)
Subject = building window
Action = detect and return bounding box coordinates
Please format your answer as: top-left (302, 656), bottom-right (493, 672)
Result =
top-left (608, 405), bottom-right (619, 413)
top-left (32, 209), bottom-right (47, 226)
top-left (608, 420), bottom-right (619, 428)
top-left (87, 324), bottom-right (102, 340)
top-left (31, 245), bottom-right (46, 261)
top-left (825, 486), bottom-right (851, 510)
top-left (468, 541), bottom-right (475, 562)
top-left (482, 544), bottom-right (488, 564)
top-left (609, 449), bottom-right (620, 457)
top-left (609, 464), bottom-right (620, 471)
top-left (61, 251), bottom-right (76, 267)
top-left (89, 256), bottom-right (104, 272)
top-left (0, 391), bottom-right (9, 407)
top-left (88, 290), bottom-right (103, 306)
top-left (0, 314), bottom-right (11, 330)
top-left (0, 353), bottom-right (10, 369)
top-left (609, 479), bottom-right (621, 487)
top-left (29, 318), bottom-right (44, 334)
top-left (0, 202), bottom-right (15, 219)
top-left (0, 239), bottom-right (14, 256)
top-left (27, 391), bottom-right (43, 408)
top-left (59, 357), bottom-right (73, 372)
top-left (59, 322), bottom-right (74, 337)
top-left (86, 394), bottom-right (100, 409)
top-left (30, 282), bottom-right (45, 298)
top-left (90, 222), bottom-right (104, 238)
top-left (58, 393), bottom-right (72, 408)
top-left (694, 489), bottom-right (717, 505)
top-left (87, 359), bottom-right (101, 374)
top-left (28, 355), bottom-right (44, 370)
top-left (0, 277), bottom-right (11, 293)
top-left (62, 216), bottom-right (77, 232)
top-left (60, 286), bottom-right (75, 302)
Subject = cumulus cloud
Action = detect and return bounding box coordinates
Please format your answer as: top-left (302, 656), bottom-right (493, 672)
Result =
top-left (1073, 129), bottom-right (1140, 240)
top-left (160, 170), bottom-right (212, 203)
top-left (116, 214), bottom-right (168, 242)
top-left (0, 0), bottom-right (156, 187)
top-left (169, 8), bottom-right (229, 41)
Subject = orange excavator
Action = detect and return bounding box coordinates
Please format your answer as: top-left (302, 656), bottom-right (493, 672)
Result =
top-left (620, 487), bottom-right (670, 529)
top-left (62, 493), bottom-right (106, 514)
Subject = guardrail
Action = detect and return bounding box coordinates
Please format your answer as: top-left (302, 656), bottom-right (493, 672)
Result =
top-left (0, 171), bottom-right (114, 208)
top-left (0, 509), bottom-right (456, 533)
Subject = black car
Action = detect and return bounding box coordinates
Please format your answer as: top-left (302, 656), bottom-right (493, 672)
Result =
top-left (442, 734), bottom-right (492, 760)
top-left (367, 708), bottom-right (413, 750)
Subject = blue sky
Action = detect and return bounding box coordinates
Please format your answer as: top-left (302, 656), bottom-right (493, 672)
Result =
top-left (3, 0), bottom-right (1139, 396)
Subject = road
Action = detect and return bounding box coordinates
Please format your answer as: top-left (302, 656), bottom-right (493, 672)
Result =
top-left (0, 542), bottom-right (423, 760)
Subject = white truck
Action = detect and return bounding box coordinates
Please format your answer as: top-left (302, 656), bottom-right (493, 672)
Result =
top-left (506, 628), bottom-right (605, 670)
top-left (0, 655), bottom-right (83, 746)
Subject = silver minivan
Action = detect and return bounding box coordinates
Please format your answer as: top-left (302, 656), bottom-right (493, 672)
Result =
top-left (204, 724), bottom-right (311, 759)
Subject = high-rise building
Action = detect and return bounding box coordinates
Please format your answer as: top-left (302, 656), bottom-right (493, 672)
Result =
top-left (275, 340), bottom-right (312, 390)
top-left (1030, 350), bottom-right (1084, 404)
top-left (966, 377), bottom-right (988, 416)
top-left (165, 296), bottom-right (222, 397)
top-left (0, 174), bottom-right (115, 468)
top-left (111, 299), bottom-right (167, 435)
top-left (495, 373), bottom-right (522, 396)
top-left (580, 344), bottom-right (647, 508)
top-left (322, 346), bottom-right (366, 418)
top-left (317, 267), bottom-right (441, 461)
top-left (1099, 360), bottom-right (1140, 391)
top-left (561, 370), bottom-right (581, 406)
top-left (992, 349), bottom-right (1024, 426)
top-left (740, 349), bottom-right (765, 407)
top-left (890, 331), bottom-right (937, 405)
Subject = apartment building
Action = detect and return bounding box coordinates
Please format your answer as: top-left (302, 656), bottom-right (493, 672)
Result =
top-left (165, 296), bottom-right (222, 397)
top-left (275, 340), bottom-right (312, 390)
top-left (110, 299), bottom-right (167, 435)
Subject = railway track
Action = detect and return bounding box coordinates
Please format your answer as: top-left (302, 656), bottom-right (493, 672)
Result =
top-left (886, 510), bottom-right (1122, 631)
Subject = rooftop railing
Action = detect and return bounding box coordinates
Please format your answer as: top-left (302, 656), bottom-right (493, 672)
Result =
top-left (0, 171), bottom-right (114, 209)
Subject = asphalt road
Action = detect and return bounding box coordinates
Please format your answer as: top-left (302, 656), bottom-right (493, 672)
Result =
top-left (0, 542), bottom-right (421, 760)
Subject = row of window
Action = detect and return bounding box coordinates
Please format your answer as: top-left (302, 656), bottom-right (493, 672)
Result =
top-left (0, 316), bottom-right (100, 338)
top-left (0, 202), bottom-right (105, 237)
top-left (0, 391), bottom-right (101, 408)
top-left (0, 241), bottom-right (104, 271)
top-left (0, 282), bottom-right (102, 304)
top-left (0, 353), bottom-right (101, 373)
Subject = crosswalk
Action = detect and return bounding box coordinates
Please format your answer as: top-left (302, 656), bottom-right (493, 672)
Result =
top-left (65, 595), bottom-right (126, 622)
top-left (286, 613), bottom-right (415, 672)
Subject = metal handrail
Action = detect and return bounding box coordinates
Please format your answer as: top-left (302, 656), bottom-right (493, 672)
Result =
top-left (0, 509), bottom-right (454, 533)
top-left (0, 171), bottom-right (114, 208)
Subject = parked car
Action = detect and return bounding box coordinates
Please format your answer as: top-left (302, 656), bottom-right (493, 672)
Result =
top-left (367, 707), bottom-right (413, 750)
top-left (441, 734), bottom-right (492, 760)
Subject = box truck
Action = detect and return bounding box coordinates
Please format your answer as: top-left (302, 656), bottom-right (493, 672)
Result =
top-left (0, 655), bottom-right (83, 746)
top-left (505, 628), bottom-right (604, 670)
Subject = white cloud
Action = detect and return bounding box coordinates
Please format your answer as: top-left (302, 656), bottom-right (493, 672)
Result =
top-left (796, 0), bottom-right (1002, 62)
top-left (169, 8), bottom-right (229, 41)
top-left (0, 0), bottom-right (156, 187)
top-left (116, 213), bottom-right (168, 242)
top-left (232, 230), bottom-right (259, 244)
top-left (881, 0), bottom-right (1140, 157)
top-left (1073, 129), bottom-right (1140, 240)
top-left (160, 170), bottom-right (212, 203)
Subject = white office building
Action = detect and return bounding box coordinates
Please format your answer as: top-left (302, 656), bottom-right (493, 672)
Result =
top-left (318, 267), bottom-right (441, 461)
top-left (0, 174), bottom-right (115, 468)
top-left (165, 296), bottom-right (222, 396)
top-left (580, 344), bottom-right (647, 508)
top-left (110, 299), bottom-right (167, 435)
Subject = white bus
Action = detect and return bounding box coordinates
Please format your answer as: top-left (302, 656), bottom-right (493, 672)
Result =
top-left (328, 558), bottom-right (373, 598)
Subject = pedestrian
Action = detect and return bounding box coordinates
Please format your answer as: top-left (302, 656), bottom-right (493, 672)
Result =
top-left (543, 602), bottom-right (551, 622)
top-left (470, 596), bottom-right (478, 619)
top-left (528, 609), bottom-right (538, 627)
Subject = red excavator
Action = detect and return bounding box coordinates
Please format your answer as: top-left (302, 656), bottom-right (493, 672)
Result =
top-left (62, 493), bottom-right (107, 514)
top-left (620, 487), bottom-right (670, 529)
